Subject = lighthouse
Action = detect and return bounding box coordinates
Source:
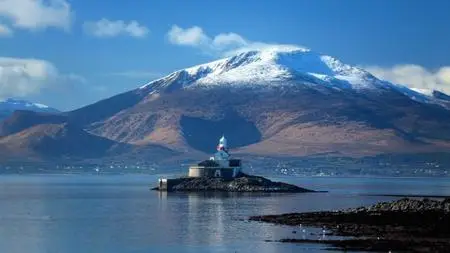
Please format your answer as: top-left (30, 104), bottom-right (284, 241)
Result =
top-left (187, 135), bottom-right (242, 178)
top-left (214, 135), bottom-right (230, 163)
top-left (217, 135), bottom-right (228, 151)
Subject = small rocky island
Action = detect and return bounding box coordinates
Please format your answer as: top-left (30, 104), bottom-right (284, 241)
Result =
top-left (250, 198), bottom-right (450, 252)
top-left (152, 136), bottom-right (314, 193)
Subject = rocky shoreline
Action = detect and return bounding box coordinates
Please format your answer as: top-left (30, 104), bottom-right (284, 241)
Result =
top-left (250, 198), bottom-right (450, 252)
top-left (152, 173), bottom-right (315, 193)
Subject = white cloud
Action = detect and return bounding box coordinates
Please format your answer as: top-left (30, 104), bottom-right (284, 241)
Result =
top-left (366, 64), bottom-right (450, 94)
top-left (167, 25), bottom-right (306, 57)
top-left (0, 57), bottom-right (57, 98)
top-left (0, 23), bottom-right (12, 36)
top-left (212, 32), bottom-right (248, 49)
top-left (0, 57), bottom-right (85, 99)
top-left (167, 25), bottom-right (209, 46)
top-left (168, 25), bottom-right (297, 56)
top-left (0, 0), bottom-right (72, 31)
top-left (84, 19), bottom-right (149, 38)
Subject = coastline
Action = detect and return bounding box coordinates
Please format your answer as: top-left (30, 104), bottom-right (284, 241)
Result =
top-left (250, 198), bottom-right (450, 252)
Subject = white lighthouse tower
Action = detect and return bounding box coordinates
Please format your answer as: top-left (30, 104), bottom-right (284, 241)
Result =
top-left (188, 135), bottom-right (242, 178)
top-left (214, 135), bottom-right (230, 164)
top-left (218, 135), bottom-right (228, 151)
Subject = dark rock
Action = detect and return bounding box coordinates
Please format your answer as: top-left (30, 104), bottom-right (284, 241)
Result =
top-left (278, 238), bottom-right (450, 253)
top-left (346, 198), bottom-right (450, 213)
top-left (153, 172), bottom-right (315, 193)
top-left (250, 198), bottom-right (450, 252)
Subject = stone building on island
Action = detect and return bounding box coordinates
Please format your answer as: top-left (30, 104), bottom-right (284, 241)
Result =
top-left (188, 135), bottom-right (242, 179)
top-left (157, 135), bottom-right (242, 191)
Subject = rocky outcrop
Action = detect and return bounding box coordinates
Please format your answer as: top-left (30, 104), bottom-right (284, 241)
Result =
top-left (357, 197), bottom-right (450, 212)
top-left (250, 198), bottom-right (450, 252)
top-left (152, 173), bottom-right (315, 192)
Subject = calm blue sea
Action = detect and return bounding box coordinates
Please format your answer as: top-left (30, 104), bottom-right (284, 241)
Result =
top-left (0, 174), bottom-right (448, 253)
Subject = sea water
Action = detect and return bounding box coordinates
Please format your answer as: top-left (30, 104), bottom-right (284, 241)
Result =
top-left (0, 174), bottom-right (448, 253)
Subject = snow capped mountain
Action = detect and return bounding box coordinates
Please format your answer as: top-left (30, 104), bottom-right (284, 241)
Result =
top-left (141, 46), bottom-right (387, 91)
top-left (2, 46), bottom-right (450, 163)
top-left (0, 99), bottom-right (59, 119)
top-left (139, 46), bottom-right (446, 108)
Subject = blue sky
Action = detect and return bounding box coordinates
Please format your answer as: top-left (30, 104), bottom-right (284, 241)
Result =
top-left (0, 0), bottom-right (449, 111)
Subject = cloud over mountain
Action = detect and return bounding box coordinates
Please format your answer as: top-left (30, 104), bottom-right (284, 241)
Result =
top-left (0, 57), bottom-right (58, 98)
top-left (0, 57), bottom-right (84, 99)
top-left (366, 64), bottom-right (450, 94)
top-left (167, 25), bottom-right (296, 56)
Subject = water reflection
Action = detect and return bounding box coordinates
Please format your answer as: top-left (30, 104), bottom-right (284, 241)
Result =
top-left (156, 192), bottom-right (305, 252)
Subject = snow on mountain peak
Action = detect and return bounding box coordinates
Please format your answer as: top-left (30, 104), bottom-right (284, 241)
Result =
top-left (2, 99), bottom-right (48, 108)
top-left (227, 44), bottom-right (310, 56)
top-left (410, 88), bottom-right (434, 97)
top-left (141, 45), bottom-right (376, 92)
top-left (0, 99), bottom-right (59, 113)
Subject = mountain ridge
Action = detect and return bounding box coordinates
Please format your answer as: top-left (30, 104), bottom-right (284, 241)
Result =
top-left (138, 46), bottom-right (438, 107)
top-left (139, 46), bottom-right (377, 91)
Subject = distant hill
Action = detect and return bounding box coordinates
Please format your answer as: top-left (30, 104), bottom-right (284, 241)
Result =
top-left (0, 123), bottom-right (120, 158)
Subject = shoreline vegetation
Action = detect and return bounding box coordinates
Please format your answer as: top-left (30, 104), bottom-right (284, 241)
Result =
top-left (250, 198), bottom-right (450, 252)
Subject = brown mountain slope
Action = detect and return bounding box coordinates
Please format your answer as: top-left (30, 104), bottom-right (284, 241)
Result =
top-left (86, 86), bottom-right (450, 157)
top-left (68, 89), bottom-right (149, 125)
top-left (0, 110), bottom-right (67, 137)
top-left (0, 122), bottom-right (178, 163)
top-left (1, 84), bottom-right (448, 162)
top-left (0, 123), bottom-right (125, 159)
